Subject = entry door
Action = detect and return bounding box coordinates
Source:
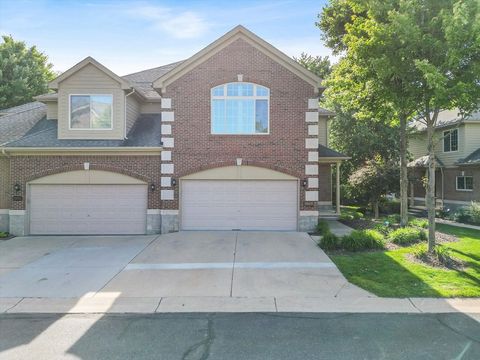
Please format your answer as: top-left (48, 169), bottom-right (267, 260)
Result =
top-left (181, 180), bottom-right (298, 231)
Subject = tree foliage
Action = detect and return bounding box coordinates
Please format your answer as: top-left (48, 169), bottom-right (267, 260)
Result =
top-left (319, 0), bottom-right (480, 250)
top-left (348, 158), bottom-right (399, 218)
top-left (0, 35), bottom-right (56, 109)
top-left (293, 52), bottom-right (332, 79)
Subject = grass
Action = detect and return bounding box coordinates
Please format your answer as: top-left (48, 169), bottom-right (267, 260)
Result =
top-left (329, 224), bottom-right (480, 297)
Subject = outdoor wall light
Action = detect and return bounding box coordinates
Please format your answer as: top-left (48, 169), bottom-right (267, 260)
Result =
top-left (150, 183), bottom-right (156, 192)
top-left (172, 178), bottom-right (177, 187)
top-left (14, 183), bottom-right (21, 192)
top-left (302, 179), bottom-right (308, 188)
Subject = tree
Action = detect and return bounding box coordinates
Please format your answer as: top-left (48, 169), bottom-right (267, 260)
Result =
top-left (294, 53), bottom-right (332, 79)
top-left (349, 158), bottom-right (399, 219)
top-left (0, 35), bottom-right (56, 109)
top-left (319, 0), bottom-right (480, 251)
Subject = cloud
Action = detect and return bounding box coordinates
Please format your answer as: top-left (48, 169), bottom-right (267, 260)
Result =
top-left (129, 5), bottom-right (210, 39)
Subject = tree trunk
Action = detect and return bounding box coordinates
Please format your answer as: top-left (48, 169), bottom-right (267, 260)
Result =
top-left (399, 114), bottom-right (409, 227)
top-left (374, 201), bottom-right (379, 219)
top-left (426, 120), bottom-right (436, 252)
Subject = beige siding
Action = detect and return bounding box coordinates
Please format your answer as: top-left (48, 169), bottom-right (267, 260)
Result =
top-left (464, 123), bottom-right (480, 157)
top-left (126, 96), bottom-right (140, 134)
top-left (434, 125), bottom-right (466, 167)
top-left (318, 116), bottom-right (328, 146)
top-left (409, 124), bottom-right (469, 167)
top-left (409, 135), bottom-right (427, 159)
top-left (140, 102), bottom-right (162, 114)
top-left (46, 102), bottom-right (58, 119)
top-left (57, 63), bottom-right (125, 140)
top-left (0, 157), bottom-right (10, 209)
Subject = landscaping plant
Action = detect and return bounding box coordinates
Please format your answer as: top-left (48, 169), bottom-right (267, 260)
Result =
top-left (389, 227), bottom-right (427, 245)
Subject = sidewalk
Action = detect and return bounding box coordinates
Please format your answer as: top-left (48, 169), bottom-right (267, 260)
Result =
top-left (436, 218), bottom-right (480, 231)
top-left (1, 296), bottom-right (479, 314)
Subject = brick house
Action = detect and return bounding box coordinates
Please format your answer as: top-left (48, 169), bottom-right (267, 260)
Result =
top-left (0, 26), bottom-right (348, 236)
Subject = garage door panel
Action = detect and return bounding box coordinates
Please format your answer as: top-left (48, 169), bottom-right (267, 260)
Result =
top-left (181, 180), bottom-right (297, 231)
top-left (30, 184), bottom-right (147, 235)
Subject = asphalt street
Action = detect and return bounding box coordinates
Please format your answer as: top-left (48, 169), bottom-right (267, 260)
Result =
top-left (0, 312), bottom-right (479, 359)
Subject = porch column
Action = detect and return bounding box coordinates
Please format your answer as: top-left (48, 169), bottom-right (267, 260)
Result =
top-left (336, 162), bottom-right (341, 214)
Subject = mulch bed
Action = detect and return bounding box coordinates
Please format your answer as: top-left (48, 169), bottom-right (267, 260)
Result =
top-left (407, 253), bottom-right (465, 271)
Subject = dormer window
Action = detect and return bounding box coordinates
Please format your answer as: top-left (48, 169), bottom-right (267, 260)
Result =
top-left (443, 129), bottom-right (458, 152)
top-left (211, 82), bottom-right (269, 134)
top-left (70, 94), bottom-right (113, 129)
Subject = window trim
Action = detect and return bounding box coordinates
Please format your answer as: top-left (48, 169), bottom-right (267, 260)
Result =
top-left (456, 175), bottom-right (473, 192)
top-left (68, 94), bottom-right (114, 131)
top-left (210, 82), bottom-right (270, 135)
top-left (443, 128), bottom-right (458, 153)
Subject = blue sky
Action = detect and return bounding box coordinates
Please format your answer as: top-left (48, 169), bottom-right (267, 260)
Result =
top-left (0, 0), bottom-right (332, 75)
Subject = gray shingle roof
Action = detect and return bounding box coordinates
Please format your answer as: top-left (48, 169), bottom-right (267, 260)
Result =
top-left (318, 107), bottom-right (335, 116)
top-left (410, 109), bottom-right (480, 132)
top-left (0, 102), bottom-right (46, 146)
top-left (407, 155), bottom-right (445, 168)
top-left (457, 148), bottom-right (480, 166)
top-left (4, 114), bottom-right (162, 148)
top-left (122, 61), bottom-right (184, 99)
top-left (318, 144), bottom-right (349, 159)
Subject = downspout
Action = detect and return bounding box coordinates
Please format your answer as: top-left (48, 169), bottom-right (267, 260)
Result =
top-left (124, 88), bottom-right (136, 139)
top-left (440, 167), bottom-right (445, 209)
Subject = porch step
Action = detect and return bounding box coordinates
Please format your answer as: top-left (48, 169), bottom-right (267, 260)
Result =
top-left (319, 212), bottom-right (340, 220)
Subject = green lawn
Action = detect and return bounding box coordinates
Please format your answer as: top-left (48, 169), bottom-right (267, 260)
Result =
top-left (330, 224), bottom-right (480, 297)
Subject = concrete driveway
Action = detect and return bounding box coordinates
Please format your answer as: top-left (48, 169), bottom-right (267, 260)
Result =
top-left (0, 231), bottom-right (375, 312)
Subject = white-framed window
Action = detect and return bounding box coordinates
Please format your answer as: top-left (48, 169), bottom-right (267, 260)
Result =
top-left (211, 82), bottom-right (269, 134)
top-left (443, 129), bottom-right (458, 152)
top-left (456, 176), bottom-right (473, 191)
top-left (69, 94), bottom-right (113, 130)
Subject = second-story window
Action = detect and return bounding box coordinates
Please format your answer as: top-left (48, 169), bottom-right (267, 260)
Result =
top-left (70, 95), bottom-right (113, 129)
top-left (443, 129), bottom-right (458, 152)
top-left (211, 83), bottom-right (269, 134)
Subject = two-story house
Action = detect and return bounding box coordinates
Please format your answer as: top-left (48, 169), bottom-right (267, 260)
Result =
top-left (408, 109), bottom-right (480, 210)
top-left (0, 26), bottom-right (348, 236)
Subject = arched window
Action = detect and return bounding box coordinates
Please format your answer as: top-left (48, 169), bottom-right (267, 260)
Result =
top-left (211, 82), bottom-right (269, 134)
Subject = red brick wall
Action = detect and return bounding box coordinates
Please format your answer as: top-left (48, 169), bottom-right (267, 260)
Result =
top-left (9, 155), bottom-right (161, 210)
top-left (163, 38), bottom-right (318, 210)
top-left (0, 157), bottom-right (10, 209)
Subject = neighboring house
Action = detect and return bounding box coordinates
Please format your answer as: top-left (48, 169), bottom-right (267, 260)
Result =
top-left (408, 109), bottom-right (480, 210)
top-left (0, 25), bottom-right (347, 236)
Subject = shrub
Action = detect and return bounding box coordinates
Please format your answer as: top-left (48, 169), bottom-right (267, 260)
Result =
top-left (454, 207), bottom-right (472, 224)
top-left (384, 214), bottom-right (401, 224)
top-left (319, 232), bottom-right (340, 250)
top-left (389, 227), bottom-right (426, 245)
top-left (316, 220), bottom-right (330, 235)
top-left (409, 218), bottom-right (428, 229)
top-left (412, 244), bottom-right (455, 268)
top-left (341, 229), bottom-right (385, 252)
top-left (353, 211), bottom-right (364, 219)
top-left (379, 199), bottom-right (401, 215)
top-left (468, 201), bottom-right (480, 225)
top-left (340, 213), bottom-right (354, 221)
top-left (0, 232), bottom-right (8, 238)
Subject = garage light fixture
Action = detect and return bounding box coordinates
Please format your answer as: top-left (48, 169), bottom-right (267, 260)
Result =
top-left (171, 178), bottom-right (177, 187)
top-left (302, 179), bottom-right (308, 188)
top-left (150, 183), bottom-right (156, 192)
top-left (14, 183), bottom-right (21, 192)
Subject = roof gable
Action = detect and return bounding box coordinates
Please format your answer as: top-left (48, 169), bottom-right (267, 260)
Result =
top-left (152, 25), bottom-right (323, 93)
top-left (49, 57), bottom-right (131, 90)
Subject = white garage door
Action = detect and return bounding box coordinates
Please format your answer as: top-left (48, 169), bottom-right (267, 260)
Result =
top-left (181, 180), bottom-right (298, 231)
top-left (29, 184), bottom-right (147, 235)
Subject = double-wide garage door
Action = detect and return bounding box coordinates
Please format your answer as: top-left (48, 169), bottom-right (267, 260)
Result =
top-left (29, 184), bottom-right (147, 235)
top-left (181, 180), bottom-right (298, 231)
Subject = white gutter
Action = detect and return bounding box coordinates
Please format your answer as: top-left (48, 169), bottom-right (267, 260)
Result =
top-left (124, 88), bottom-right (136, 139)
